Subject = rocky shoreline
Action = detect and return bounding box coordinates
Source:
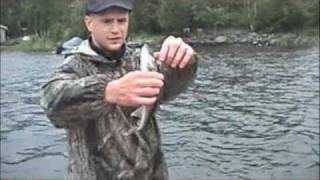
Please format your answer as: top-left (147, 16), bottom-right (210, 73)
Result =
top-left (183, 29), bottom-right (319, 48)
top-left (2, 29), bottom-right (318, 53)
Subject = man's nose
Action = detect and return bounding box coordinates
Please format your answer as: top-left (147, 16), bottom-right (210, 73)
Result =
top-left (111, 23), bottom-right (120, 34)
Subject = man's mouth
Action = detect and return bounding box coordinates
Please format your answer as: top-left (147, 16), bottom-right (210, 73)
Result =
top-left (108, 37), bottom-right (122, 42)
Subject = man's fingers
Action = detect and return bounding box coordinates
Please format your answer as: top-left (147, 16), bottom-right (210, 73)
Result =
top-left (159, 43), bottom-right (169, 62)
top-left (179, 47), bottom-right (194, 69)
top-left (165, 37), bottom-right (182, 65)
top-left (140, 72), bottom-right (164, 80)
top-left (130, 71), bottom-right (164, 80)
top-left (157, 36), bottom-right (195, 69)
top-left (136, 78), bottom-right (164, 88)
top-left (133, 96), bottom-right (157, 106)
top-left (171, 43), bottom-right (187, 68)
top-left (153, 52), bottom-right (160, 60)
top-left (133, 87), bottom-right (161, 97)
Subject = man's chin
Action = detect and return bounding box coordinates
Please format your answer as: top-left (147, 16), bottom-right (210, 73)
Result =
top-left (106, 43), bottom-right (123, 52)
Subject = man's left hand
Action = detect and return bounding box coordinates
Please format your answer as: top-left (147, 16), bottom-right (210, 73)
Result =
top-left (153, 36), bottom-right (195, 69)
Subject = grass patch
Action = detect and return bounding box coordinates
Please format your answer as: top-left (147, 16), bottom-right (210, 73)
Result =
top-left (273, 32), bottom-right (319, 48)
top-left (13, 33), bottom-right (56, 52)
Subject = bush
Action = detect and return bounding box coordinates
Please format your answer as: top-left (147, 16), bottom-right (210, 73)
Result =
top-left (254, 0), bottom-right (308, 32)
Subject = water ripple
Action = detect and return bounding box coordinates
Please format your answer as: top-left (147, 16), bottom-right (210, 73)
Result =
top-left (1, 47), bottom-right (319, 179)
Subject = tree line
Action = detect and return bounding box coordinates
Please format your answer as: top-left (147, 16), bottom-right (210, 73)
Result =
top-left (1, 0), bottom-right (319, 42)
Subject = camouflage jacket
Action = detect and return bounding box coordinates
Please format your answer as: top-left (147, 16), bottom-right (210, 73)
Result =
top-left (40, 40), bottom-right (197, 180)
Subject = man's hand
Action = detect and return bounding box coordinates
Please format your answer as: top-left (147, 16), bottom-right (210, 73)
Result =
top-left (105, 71), bottom-right (164, 107)
top-left (153, 36), bottom-right (195, 69)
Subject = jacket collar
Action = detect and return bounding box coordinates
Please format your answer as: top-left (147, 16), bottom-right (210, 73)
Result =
top-left (72, 39), bottom-right (128, 64)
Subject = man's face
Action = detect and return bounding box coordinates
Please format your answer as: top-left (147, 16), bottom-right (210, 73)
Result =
top-left (85, 8), bottom-right (129, 52)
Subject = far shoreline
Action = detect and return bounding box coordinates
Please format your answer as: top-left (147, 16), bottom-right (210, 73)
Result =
top-left (1, 28), bottom-right (319, 53)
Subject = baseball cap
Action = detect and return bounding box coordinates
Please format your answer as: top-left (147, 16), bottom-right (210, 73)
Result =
top-left (86, 0), bottom-right (134, 14)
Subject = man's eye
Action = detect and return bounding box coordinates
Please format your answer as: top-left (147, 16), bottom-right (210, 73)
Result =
top-left (118, 19), bottom-right (127, 23)
top-left (104, 19), bottom-right (113, 24)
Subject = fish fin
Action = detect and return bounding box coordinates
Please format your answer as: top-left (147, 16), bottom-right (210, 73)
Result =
top-left (130, 107), bottom-right (143, 118)
top-left (123, 127), bottom-right (138, 136)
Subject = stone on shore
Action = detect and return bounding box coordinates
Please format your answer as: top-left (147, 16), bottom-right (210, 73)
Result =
top-left (214, 36), bottom-right (228, 43)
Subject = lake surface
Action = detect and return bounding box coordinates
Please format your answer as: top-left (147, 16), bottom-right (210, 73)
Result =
top-left (1, 45), bottom-right (319, 180)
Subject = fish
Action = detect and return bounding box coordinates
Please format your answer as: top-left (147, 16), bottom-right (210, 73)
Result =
top-left (124, 44), bottom-right (161, 136)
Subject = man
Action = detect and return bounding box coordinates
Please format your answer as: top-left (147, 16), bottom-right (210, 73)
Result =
top-left (40, 0), bottom-right (197, 179)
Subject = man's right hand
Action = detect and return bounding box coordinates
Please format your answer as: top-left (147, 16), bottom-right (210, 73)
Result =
top-left (105, 71), bottom-right (164, 107)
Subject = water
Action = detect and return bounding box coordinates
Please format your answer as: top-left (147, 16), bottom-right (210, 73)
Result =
top-left (1, 51), bottom-right (68, 179)
top-left (1, 45), bottom-right (319, 180)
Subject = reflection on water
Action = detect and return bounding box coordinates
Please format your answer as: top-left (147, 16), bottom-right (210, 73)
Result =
top-left (1, 46), bottom-right (319, 179)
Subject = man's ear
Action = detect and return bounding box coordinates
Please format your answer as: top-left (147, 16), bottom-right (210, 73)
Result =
top-left (84, 16), bottom-right (93, 33)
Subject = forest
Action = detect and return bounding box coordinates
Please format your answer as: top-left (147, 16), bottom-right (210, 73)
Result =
top-left (1, 0), bottom-right (319, 43)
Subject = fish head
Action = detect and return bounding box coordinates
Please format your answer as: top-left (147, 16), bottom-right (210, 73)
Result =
top-left (140, 44), bottom-right (158, 72)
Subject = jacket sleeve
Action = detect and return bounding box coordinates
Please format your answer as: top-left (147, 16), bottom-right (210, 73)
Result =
top-left (160, 55), bottom-right (198, 102)
top-left (40, 57), bottom-right (113, 129)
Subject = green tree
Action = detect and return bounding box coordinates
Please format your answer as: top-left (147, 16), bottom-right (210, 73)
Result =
top-left (131, 0), bottom-right (161, 34)
top-left (0, 0), bottom-right (24, 36)
top-left (158, 0), bottom-right (193, 33)
top-left (1, 0), bottom-right (318, 40)
top-left (254, 0), bottom-right (308, 32)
